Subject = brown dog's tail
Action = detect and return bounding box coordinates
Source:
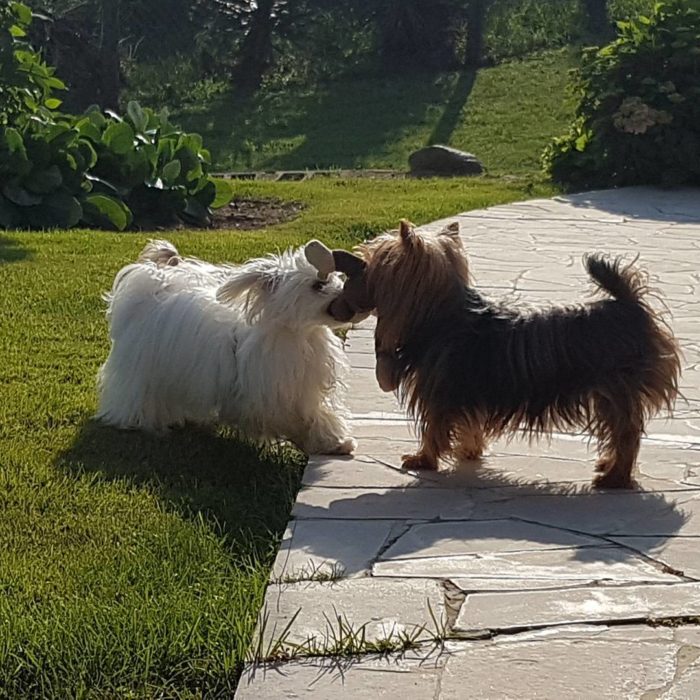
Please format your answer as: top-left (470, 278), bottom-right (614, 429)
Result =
top-left (584, 254), bottom-right (647, 303)
top-left (586, 253), bottom-right (681, 416)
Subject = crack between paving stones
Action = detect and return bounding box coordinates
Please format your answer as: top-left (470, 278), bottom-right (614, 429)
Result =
top-left (433, 657), bottom-right (445, 700)
top-left (448, 579), bottom-right (683, 593)
top-left (370, 522), bottom-right (414, 564)
top-left (248, 641), bottom-right (451, 674)
top-left (494, 516), bottom-right (697, 581)
top-left (250, 617), bottom-right (700, 671)
top-left (247, 613), bottom-right (700, 671)
top-left (367, 455), bottom-right (443, 484)
top-left (455, 615), bottom-right (700, 643)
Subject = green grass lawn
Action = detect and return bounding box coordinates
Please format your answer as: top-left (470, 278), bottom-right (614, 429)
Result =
top-left (0, 176), bottom-right (556, 698)
top-left (177, 50), bottom-right (577, 175)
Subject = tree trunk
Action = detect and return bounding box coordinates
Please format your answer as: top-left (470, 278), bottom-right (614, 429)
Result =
top-left (235, 0), bottom-right (276, 90)
top-left (582, 0), bottom-right (610, 37)
top-left (99, 0), bottom-right (120, 111)
top-left (465, 0), bottom-right (488, 68)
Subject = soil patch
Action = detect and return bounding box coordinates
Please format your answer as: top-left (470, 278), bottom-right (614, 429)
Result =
top-left (211, 196), bottom-right (306, 230)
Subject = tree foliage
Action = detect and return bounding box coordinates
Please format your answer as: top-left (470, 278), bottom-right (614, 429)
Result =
top-left (0, 2), bottom-right (65, 126)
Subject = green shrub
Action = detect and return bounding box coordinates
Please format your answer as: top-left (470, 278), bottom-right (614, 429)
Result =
top-left (0, 103), bottom-right (232, 230)
top-left (543, 0), bottom-right (700, 189)
top-left (0, 4), bottom-right (231, 230)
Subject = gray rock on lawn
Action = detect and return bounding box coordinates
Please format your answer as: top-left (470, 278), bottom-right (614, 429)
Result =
top-left (408, 145), bottom-right (484, 177)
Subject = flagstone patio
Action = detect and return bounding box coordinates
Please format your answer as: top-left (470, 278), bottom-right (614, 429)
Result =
top-left (236, 187), bottom-right (700, 699)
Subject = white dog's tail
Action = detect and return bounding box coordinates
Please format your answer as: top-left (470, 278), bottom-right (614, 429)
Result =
top-left (137, 239), bottom-right (181, 267)
top-left (103, 240), bottom-right (179, 315)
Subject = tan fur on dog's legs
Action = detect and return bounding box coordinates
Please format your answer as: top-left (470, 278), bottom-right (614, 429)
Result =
top-left (402, 419), bottom-right (452, 471)
top-left (593, 395), bottom-right (642, 489)
top-left (453, 419), bottom-right (487, 461)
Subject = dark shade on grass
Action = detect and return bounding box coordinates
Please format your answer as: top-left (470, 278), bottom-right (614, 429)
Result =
top-left (176, 50), bottom-right (576, 175)
top-left (0, 235), bottom-right (30, 263)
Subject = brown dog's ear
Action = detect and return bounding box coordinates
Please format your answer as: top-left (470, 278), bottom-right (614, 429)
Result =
top-left (439, 221), bottom-right (462, 247)
top-left (332, 250), bottom-right (366, 277)
top-left (441, 221), bottom-right (460, 238)
top-left (399, 219), bottom-right (415, 243)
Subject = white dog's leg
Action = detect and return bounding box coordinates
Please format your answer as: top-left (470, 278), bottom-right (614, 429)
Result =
top-left (302, 409), bottom-right (357, 455)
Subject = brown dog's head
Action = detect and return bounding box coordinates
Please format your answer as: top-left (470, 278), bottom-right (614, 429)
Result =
top-left (327, 249), bottom-right (374, 323)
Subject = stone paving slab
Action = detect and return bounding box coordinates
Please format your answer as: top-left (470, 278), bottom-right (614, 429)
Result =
top-left (301, 455), bottom-right (423, 489)
top-left (237, 649), bottom-right (445, 699)
top-left (292, 485), bottom-right (476, 520)
top-left (373, 546), bottom-right (678, 584)
top-left (237, 625), bottom-right (700, 699)
top-left (438, 628), bottom-right (682, 700)
top-left (259, 578), bottom-right (446, 652)
top-left (454, 582), bottom-right (700, 634)
top-left (610, 536), bottom-right (700, 579)
top-left (272, 518), bottom-right (406, 580)
top-left (378, 519), bottom-right (603, 557)
top-left (236, 187), bottom-right (700, 698)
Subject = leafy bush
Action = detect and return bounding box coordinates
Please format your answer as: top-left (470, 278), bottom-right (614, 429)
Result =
top-left (543, 0), bottom-right (700, 189)
top-left (0, 4), bottom-right (231, 229)
top-left (0, 103), bottom-right (232, 230)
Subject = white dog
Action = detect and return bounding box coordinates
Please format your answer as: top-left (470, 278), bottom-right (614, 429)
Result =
top-left (96, 239), bottom-right (357, 455)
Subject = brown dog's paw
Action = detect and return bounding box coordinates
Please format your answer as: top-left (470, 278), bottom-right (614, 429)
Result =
top-left (594, 459), bottom-right (611, 473)
top-left (593, 470), bottom-right (636, 490)
top-left (401, 453), bottom-right (438, 471)
top-left (454, 446), bottom-right (484, 462)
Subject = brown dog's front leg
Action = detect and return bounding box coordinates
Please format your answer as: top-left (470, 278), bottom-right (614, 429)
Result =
top-left (402, 419), bottom-right (451, 471)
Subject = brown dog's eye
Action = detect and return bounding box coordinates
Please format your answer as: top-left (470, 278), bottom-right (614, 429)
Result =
top-left (312, 280), bottom-right (326, 292)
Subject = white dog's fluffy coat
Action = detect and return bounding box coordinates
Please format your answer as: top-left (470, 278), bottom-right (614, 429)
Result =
top-left (96, 240), bottom-right (356, 455)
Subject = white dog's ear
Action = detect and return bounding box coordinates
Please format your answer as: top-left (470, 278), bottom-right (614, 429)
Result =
top-left (216, 263), bottom-right (277, 306)
top-left (304, 240), bottom-right (335, 280)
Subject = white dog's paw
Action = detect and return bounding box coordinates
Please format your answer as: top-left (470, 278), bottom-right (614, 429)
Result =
top-left (319, 437), bottom-right (357, 455)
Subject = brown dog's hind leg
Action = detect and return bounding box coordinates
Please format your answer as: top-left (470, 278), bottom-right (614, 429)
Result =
top-left (592, 395), bottom-right (642, 489)
top-left (453, 418), bottom-right (487, 462)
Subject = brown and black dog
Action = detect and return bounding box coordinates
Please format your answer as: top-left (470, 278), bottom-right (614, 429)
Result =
top-left (329, 220), bottom-right (680, 489)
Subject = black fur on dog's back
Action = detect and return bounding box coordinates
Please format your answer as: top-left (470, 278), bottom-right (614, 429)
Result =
top-left (396, 255), bottom-right (680, 445)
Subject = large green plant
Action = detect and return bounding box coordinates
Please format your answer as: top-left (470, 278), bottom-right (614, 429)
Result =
top-left (543, 0), bottom-right (700, 188)
top-left (0, 104), bottom-right (232, 230)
